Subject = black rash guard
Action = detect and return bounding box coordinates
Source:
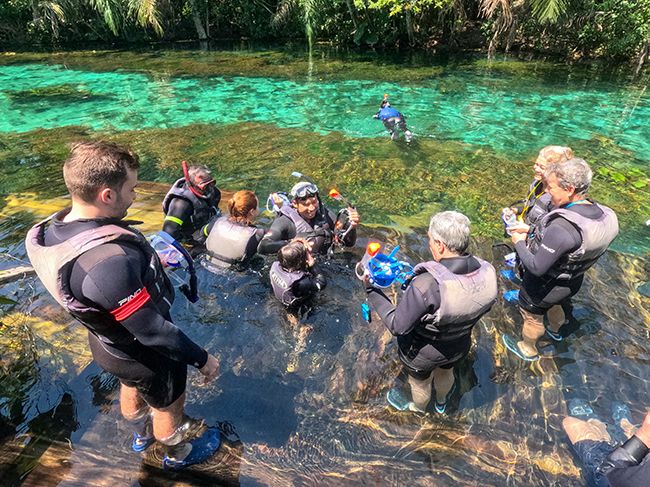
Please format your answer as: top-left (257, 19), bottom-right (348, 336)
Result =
top-left (257, 206), bottom-right (357, 255)
top-left (44, 217), bottom-right (208, 369)
top-left (515, 203), bottom-right (605, 277)
top-left (163, 188), bottom-right (221, 243)
top-left (292, 263), bottom-right (327, 300)
top-left (366, 255), bottom-right (481, 336)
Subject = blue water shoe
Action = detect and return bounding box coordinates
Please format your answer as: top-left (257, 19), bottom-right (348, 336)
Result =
top-left (503, 290), bottom-right (520, 303)
top-left (162, 427), bottom-right (221, 471)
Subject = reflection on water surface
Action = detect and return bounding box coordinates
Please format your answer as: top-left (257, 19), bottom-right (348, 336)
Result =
top-left (0, 49), bottom-right (648, 486)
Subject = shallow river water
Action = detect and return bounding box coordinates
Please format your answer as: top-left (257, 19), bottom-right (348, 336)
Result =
top-left (0, 46), bottom-right (648, 486)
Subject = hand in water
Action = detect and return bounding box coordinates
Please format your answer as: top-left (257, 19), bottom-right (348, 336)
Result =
top-left (635, 412), bottom-right (650, 447)
top-left (199, 354), bottom-right (220, 384)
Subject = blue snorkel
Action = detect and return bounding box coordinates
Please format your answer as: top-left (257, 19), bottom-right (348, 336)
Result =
top-left (148, 231), bottom-right (199, 303)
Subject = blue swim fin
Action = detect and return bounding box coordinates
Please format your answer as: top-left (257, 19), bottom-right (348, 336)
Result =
top-left (162, 427), bottom-right (221, 471)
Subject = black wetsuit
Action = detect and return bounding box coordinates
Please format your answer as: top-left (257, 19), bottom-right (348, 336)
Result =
top-left (292, 264), bottom-right (327, 301)
top-left (257, 207), bottom-right (357, 255)
top-left (44, 217), bottom-right (208, 408)
top-left (516, 203), bottom-right (604, 314)
top-left (163, 188), bottom-right (221, 244)
top-left (366, 255), bottom-right (482, 378)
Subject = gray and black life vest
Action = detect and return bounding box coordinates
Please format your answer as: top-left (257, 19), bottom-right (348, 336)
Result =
top-left (205, 216), bottom-right (258, 267)
top-left (522, 180), bottom-right (552, 228)
top-left (162, 178), bottom-right (220, 237)
top-left (279, 204), bottom-right (332, 254)
top-left (410, 258), bottom-right (497, 342)
top-left (270, 261), bottom-right (309, 306)
top-left (528, 202), bottom-right (619, 280)
top-left (25, 209), bottom-right (174, 347)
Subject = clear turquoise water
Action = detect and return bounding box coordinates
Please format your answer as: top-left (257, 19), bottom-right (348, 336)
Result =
top-left (0, 63), bottom-right (648, 161)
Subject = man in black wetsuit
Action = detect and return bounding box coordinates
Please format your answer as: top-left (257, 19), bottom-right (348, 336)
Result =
top-left (25, 142), bottom-right (221, 470)
top-left (162, 164), bottom-right (221, 245)
top-left (365, 211), bottom-right (497, 414)
top-left (258, 181), bottom-right (360, 256)
top-left (502, 158), bottom-right (619, 361)
top-left (564, 406), bottom-right (650, 486)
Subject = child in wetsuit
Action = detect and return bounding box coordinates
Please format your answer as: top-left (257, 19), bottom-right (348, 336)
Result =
top-left (269, 239), bottom-right (326, 307)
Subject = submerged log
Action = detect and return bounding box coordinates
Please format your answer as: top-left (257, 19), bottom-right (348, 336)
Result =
top-left (0, 265), bottom-right (35, 285)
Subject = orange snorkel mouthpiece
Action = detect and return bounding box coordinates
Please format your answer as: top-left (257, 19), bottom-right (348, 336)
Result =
top-left (367, 242), bottom-right (381, 257)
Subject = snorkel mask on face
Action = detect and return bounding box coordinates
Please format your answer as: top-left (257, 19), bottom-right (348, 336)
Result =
top-left (182, 161), bottom-right (215, 198)
top-left (290, 181), bottom-right (319, 201)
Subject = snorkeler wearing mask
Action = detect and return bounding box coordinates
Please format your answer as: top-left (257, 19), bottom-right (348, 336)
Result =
top-left (258, 181), bottom-right (360, 256)
top-left (162, 162), bottom-right (221, 245)
top-left (373, 94), bottom-right (413, 143)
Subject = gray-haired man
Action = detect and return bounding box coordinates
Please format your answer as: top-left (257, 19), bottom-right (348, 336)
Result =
top-left (503, 158), bottom-right (619, 361)
top-left (366, 211), bottom-right (497, 414)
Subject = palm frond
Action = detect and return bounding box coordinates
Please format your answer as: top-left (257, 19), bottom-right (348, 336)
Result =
top-left (480, 0), bottom-right (512, 24)
top-left (272, 0), bottom-right (297, 27)
top-left (128, 0), bottom-right (163, 37)
top-left (87, 0), bottom-right (121, 35)
top-left (529, 0), bottom-right (565, 23)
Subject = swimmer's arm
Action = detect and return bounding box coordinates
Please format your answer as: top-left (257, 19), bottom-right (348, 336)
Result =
top-left (257, 216), bottom-right (294, 254)
top-left (77, 249), bottom-right (208, 369)
top-left (163, 198), bottom-right (193, 240)
top-left (366, 277), bottom-right (432, 335)
top-left (602, 417), bottom-right (650, 485)
top-left (515, 219), bottom-right (581, 276)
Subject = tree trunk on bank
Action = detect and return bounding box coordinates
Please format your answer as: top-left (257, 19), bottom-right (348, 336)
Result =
top-left (405, 6), bottom-right (415, 46)
top-left (345, 0), bottom-right (359, 29)
top-left (635, 40), bottom-right (649, 76)
top-left (189, 0), bottom-right (208, 40)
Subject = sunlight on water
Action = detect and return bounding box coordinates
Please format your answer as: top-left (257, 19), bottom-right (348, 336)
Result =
top-left (0, 50), bottom-right (648, 486)
top-left (0, 63), bottom-right (648, 161)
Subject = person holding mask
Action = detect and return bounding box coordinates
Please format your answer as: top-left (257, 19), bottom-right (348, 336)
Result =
top-left (205, 190), bottom-right (264, 269)
top-left (270, 239), bottom-right (327, 308)
top-left (258, 181), bottom-right (360, 256)
top-left (502, 158), bottom-right (619, 361)
top-left (365, 211), bottom-right (497, 414)
top-left (26, 142), bottom-right (221, 470)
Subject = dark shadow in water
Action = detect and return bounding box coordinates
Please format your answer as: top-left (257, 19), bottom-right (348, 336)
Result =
top-left (191, 370), bottom-right (300, 448)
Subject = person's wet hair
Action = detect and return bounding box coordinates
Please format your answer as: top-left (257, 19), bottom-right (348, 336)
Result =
top-left (188, 164), bottom-right (212, 184)
top-left (63, 141), bottom-right (139, 203)
top-left (278, 241), bottom-right (309, 273)
top-left (228, 190), bottom-right (258, 224)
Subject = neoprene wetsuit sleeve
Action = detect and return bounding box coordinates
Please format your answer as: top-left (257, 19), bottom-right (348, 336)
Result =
top-left (163, 198), bottom-right (193, 240)
top-left (73, 244), bottom-right (208, 369)
top-left (257, 215), bottom-right (295, 254)
top-left (602, 437), bottom-right (650, 487)
top-left (515, 218), bottom-right (582, 277)
top-left (244, 228), bottom-right (265, 260)
top-left (366, 273), bottom-right (439, 336)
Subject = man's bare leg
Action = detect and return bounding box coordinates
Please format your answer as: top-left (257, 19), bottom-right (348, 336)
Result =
top-left (407, 372), bottom-right (434, 412)
top-left (519, 307), bottom-right (545, 357)
top-left (547, 305), bottom-right (566, 333)
top-left (432, 367), bottom-right (455, 405)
